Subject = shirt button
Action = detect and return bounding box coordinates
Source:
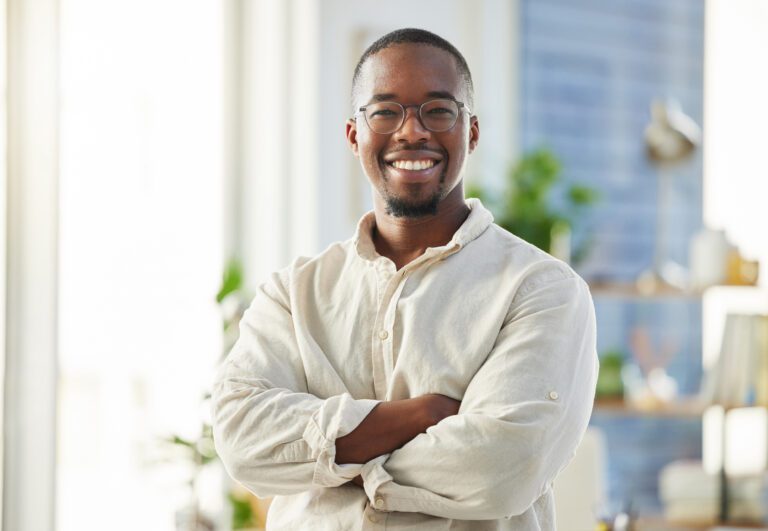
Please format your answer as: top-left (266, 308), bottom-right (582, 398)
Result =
top-left (549, 391), bottom-right (559, 400)
top-left (375, 496), bottom-right (385, 508)
top-left (368, 513), bottom-right (378, 523)
top-left (378, 330), bottom-right (389, 340)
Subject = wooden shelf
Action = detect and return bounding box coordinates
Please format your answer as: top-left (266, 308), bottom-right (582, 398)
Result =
top-left (634, 516), bottom-right (768, 530)
top-left (587, 282), bottom-right (761, 300)
top-left (593, 397), bottom-right (707, 418)
top-left (588, 282), bottom-right (704, 300)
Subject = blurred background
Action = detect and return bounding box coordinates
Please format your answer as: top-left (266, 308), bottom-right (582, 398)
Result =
top-left (2, 0), bottom-right (768, 530)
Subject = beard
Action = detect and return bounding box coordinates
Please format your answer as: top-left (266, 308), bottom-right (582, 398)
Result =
top-left (379, 160), bottom-right (448, 219)
top-left (383, 185), bottom-right (443, 218)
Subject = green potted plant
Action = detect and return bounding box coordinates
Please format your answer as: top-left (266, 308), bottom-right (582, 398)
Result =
top-left (466, 147), bottom-right (598, 264)
top-left (164, 258), bottom-right (262, 530)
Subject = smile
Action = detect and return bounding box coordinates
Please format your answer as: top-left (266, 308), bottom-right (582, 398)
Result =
top-left (388, 159), bottom-right (437, 171)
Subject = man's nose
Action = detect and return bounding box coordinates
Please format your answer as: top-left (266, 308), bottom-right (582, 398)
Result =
top-left (393, 107), bottom-right (431, 143)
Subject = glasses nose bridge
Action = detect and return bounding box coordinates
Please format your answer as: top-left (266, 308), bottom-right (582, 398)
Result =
top-left (398, 102), bottom-right (428, 133)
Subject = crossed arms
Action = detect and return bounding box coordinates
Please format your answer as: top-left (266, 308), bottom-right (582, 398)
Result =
top-left (211, 264), bottom-right (598, 520)
top-left (335, 393), bottom-right (461, 487)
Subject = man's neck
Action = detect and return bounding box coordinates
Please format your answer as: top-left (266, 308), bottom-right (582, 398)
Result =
top-left (371, 188), bottom-right (470, 270)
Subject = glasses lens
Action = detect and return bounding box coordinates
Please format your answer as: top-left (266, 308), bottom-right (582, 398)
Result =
top-left (364, 102), bottom-right (404, 134)
top-left (420, 99), bottom-right (459, 132)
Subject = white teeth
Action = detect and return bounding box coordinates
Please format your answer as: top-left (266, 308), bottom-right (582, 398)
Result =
top-left (391, 159), bottom-right (436, 170)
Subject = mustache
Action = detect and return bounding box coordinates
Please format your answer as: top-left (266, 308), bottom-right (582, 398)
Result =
top-left (382, 144), bottom-right (447, 158)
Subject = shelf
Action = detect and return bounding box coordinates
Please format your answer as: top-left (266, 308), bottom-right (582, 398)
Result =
top-left (634, 516), bottom-right (768, 530)
top-left (588, 282), bottom-right (703, 300)
top-left (593, 397), bottom-right (707, 418)
top-left (587, 282), bottom-right (762, 300)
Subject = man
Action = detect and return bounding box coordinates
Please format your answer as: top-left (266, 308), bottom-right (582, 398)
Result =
top-left (212, 28), bottom-right (598, 530)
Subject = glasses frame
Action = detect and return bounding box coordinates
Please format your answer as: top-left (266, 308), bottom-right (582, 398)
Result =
top-left (354, 98), bottom-right (472, 135)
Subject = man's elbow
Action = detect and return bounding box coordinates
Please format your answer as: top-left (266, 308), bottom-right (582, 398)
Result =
top-left (216, 445), bottom-right (309, 498)
top-left (213, 434), bottom-right (268, 496)
top-left (475, 459), bottom-right (552, 519)
top-left (214, 429), bottom-right (320, 498)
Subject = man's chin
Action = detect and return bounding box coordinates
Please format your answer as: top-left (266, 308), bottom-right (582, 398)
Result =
top-left (384, 193), bottom-right (441, 218)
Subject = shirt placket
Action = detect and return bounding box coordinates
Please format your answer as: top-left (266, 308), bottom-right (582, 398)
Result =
top-left (370, 251), bottom-right (447, 400)
top-left (371, 263), bottom-right (407, 400)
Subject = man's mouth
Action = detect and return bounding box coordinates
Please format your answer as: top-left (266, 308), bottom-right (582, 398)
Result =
top-left (388, 159), bottom-right (437, 171)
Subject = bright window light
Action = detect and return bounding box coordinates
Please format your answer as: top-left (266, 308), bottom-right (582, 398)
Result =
top-left (704, 0), bottom-right (768, 282)
top-left (57, 1), bottom-right (224, 530)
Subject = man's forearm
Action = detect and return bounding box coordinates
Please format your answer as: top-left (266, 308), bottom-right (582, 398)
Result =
top-left (335, 394), bottom-right (459, 465)
top-left (335, 399), bottom-right (424, 465)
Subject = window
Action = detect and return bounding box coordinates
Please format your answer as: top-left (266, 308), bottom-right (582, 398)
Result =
top-left (57, 1), bottom-right (224, 529)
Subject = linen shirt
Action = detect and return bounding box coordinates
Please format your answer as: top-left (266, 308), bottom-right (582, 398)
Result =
top-left (212, 198), bottom-right (598, 531)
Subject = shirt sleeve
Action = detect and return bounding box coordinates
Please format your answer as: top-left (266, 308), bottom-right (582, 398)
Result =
top-left (211, 268), bottom-right (380, 497)
top-left (359, 263), bottom-right (599, 520)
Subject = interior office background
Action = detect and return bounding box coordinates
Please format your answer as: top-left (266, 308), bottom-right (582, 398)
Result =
top-left (2, 0), bottom-right (768, 529)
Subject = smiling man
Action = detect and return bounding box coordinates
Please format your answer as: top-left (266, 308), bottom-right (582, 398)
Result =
top-left (212, 28), bottom-right (598, 530)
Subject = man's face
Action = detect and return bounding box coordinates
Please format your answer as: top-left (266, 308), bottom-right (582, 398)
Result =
top-left (346, 44), bottom-right (479, 218)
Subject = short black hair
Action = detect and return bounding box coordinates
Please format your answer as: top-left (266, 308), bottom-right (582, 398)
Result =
top-left (351, 28), bottom-right (474, 111)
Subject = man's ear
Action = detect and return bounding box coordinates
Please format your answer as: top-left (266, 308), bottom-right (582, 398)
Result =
top-left (346, 119), bottom-right (359, 157)
top-left (468, 116), bottom-right (480, 154)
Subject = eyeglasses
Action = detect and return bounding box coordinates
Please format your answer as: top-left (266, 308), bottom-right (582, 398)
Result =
top-left (355, 98), bottom-right (470, 135)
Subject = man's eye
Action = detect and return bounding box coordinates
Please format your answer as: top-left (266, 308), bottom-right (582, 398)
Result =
top-left (370, 109), bottom-right (398, 118)
top-left (427, 107), bottom-right (454, 115)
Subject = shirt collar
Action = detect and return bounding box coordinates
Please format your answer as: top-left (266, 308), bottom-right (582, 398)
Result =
top-left (353, 198), bottom-right (494, 262)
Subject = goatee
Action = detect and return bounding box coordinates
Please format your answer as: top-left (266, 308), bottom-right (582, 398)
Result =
top-left (384, 192), bottom-right (442, 218)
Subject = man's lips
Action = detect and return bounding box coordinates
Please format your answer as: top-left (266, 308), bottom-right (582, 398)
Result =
top-left (389, 159), bottom-right (438, 170)
top-left (382, 149), bottom-right (445, 176)
top-left (383, 158), bottom-right (443, 182)
top-left (383, 149), bottom-right (444, 163)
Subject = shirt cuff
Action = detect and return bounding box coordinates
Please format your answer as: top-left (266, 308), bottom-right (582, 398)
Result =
top-left (361, 453), bottom-right (456, 515)
top-left (302, 393), bottom-right (380, 487)
top-left (361, 454), bottom-right (393, 511)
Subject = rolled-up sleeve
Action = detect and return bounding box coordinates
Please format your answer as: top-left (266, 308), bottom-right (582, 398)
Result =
top-left (360, 265), bottom-right (598, 520)
top-left (211, 269), bottom-right (380, 497)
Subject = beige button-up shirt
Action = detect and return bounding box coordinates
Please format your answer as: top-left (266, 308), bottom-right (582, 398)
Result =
top-left (212, 198), bottom-right (598, 530)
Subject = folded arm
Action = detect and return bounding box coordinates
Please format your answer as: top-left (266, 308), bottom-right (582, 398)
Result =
top-left (211, 269), bottom-right (457, 497)
top-left (211, 269), bottom-right (382, 496)
top-left (338, 394), bottom-right (460, 487)
top-left (359, 266), bottom-right (599, 520)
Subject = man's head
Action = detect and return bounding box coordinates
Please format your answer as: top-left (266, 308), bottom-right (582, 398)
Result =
top-left (346, 28), bottom-right (479, 219)
top-left (351, 28), bottom-right (474, 112)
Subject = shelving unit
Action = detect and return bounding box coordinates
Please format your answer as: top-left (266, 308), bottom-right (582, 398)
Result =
top-left (589, 281), bottom-right (767, 519)
top-left (587, 280), bottom-right (706, 514)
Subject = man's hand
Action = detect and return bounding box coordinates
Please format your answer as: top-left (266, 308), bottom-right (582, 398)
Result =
top-left (335, 393), bottom-right (460, 465)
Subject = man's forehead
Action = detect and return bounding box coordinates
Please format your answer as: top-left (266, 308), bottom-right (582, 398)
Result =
top-left (357, 44), bottom-right (463, 102)
top-left (369, 90), bottom-right (458, 102)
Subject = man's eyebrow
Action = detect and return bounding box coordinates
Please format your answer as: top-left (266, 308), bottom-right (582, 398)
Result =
top-left (369, 93), bottom-right (397, 103)
top-left (367, 91), bottom-right (458, 104)
top-left (426, 90), bottom-right (457, 100)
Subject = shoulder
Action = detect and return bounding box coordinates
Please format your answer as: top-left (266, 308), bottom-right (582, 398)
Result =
top-left (269, 238), bottom-right (358, 292)
top-left (250, 239), bottom-right (355, 313)
top-left (471, 223), bottom-right (588, 301)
